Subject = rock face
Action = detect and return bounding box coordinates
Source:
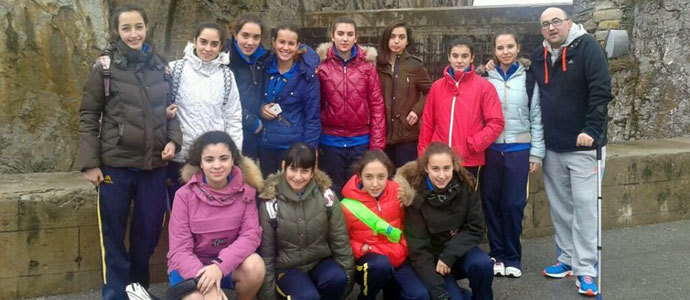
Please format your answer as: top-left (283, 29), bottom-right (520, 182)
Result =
top-left (605, 0), bottom-right (690, 141)
top-left (0, 1), bottom-right (109, 174)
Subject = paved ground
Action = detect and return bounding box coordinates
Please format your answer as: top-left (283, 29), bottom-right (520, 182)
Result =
top-left (19, 219), bottom-right (690, 300)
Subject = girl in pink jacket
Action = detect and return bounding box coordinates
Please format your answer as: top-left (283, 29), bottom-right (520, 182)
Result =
top-left (167, 131), bottom-right (265, 300)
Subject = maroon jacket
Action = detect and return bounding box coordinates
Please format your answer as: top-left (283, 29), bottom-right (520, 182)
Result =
top-left (316, 43), bottom-right (386, 149)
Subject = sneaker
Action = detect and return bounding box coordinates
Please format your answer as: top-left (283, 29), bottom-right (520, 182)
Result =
top-left (575, 275), bottom-right (598, 296)
top-left (543, 261), bottom-right (573, 278)
top-left (505, 266), bottom-right (522, 278)
top-left (491, 257), bottom-right (505, 276)
top-left (125, 283), bottom-right (161, 300)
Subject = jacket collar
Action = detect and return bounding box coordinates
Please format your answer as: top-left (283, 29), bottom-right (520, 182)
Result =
top-left (316, 42), bottom-right (378, 64)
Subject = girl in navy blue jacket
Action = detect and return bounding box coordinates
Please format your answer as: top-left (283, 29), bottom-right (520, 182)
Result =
top-left (258, 24), bottom-right (321, 176)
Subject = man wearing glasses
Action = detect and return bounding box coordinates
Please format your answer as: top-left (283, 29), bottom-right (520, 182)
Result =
top-left (530, 7), bottom-right (613, 297)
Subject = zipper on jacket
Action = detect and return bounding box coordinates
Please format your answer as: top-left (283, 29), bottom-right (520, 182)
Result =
top-left (376, 200), bottom-right (382, 213)
top-left (502, 81), bottom-right (509, 143)
top-left (448, 80), bottom-right (460, 146)
top-left (343, 65), bottom-right (348, 100)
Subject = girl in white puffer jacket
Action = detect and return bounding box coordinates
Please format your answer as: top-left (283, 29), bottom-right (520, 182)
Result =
top-left (166, 22), bottom-right (243, 205)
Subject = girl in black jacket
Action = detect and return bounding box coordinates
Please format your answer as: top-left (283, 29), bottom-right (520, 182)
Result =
top-left (397, 142), bottom-right (493, 300)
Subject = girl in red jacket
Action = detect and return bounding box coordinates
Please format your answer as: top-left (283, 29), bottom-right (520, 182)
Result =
top-left (316, 16), bottom-right (387, 197)
top-left (342, 150), bottom-right (428, 300)
top-left (418, 37), bottom-right (504, 175)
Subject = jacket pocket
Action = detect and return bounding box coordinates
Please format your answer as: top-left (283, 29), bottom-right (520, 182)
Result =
top-left (190, 217), bottom-right (241, 253)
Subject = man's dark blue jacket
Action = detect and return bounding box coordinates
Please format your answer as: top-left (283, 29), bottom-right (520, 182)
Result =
top-left (530, 34), bottom-right (613, 152)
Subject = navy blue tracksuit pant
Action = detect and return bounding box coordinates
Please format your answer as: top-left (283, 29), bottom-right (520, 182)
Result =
top-left (165, 161), bottom-right (184, 209)
top-left (98, 166), bottom-right (168, 300)
top-left (479, 148), bottom-right (529, 269)
top-left (318, 144), bottom-right (368, 198)
top-left (355, 253), bottom-right (429, 300)
top-left (259, 148), bottom-right (288, 178)
top-left (276, 258), bottom-right (348, 300)
top-left (445, 247), bottom-right (494, 300)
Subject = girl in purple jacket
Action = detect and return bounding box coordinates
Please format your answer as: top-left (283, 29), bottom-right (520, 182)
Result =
top-left (167, 131), bottom-right (265, 300)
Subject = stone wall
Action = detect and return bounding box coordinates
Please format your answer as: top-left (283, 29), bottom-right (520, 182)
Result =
top-left (1, 138), bottom-right (688, 299)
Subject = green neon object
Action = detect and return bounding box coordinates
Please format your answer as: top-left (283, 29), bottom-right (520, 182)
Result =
top-left (342, 198), bottom-right (401, 243)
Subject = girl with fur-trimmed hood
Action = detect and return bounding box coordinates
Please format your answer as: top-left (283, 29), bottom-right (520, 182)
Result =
top-left (315, 16), bottom-right (387, 198)
top-left (167, 131), bottom-right (265, 300)
top-left (341, 150), bottom-right (428, 300)
top-left (397, 142), bottom-right (493, 300)
top-left (257, 143), bottom-right (354, 300)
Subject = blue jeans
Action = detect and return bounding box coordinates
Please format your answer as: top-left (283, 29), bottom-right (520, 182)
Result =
top-left (318, 144), bottom-right (368, 198)
top-left (444, 247), bottom-right (494, 300)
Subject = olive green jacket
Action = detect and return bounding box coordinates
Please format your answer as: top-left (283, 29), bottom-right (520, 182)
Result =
top-left (257, 170), bottom-right (354, 300)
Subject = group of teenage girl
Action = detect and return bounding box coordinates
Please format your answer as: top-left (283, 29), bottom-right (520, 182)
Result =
top-left (78, 4), bottom-right (544, 300)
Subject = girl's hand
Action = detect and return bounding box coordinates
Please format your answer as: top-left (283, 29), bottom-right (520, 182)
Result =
top-left (406, 111), bottom-right (419, 126)
top-left (529, 162), bottom-right (540, 173)
top-left (260, 103), bottom-right (278, 120)
top-left (166, 104), bottom-right (178, 119)
top-left (485, 60), bottom-right (496, 71)
top-left (362, 244), bottom-right (369, 253)
top-left (196, 264), bottom-right (224, 296)
top-left (161, 142), bottom-right (176, 160)
top-left (436, 260), bottom-right (451, 276)
top-left (83, 168), bottom-right (104, 186)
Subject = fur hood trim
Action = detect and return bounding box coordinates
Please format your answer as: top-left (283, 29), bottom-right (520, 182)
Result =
top-left (394, 160), bottom-right (475, 206)
top-left (259, 169), bottom-right (332, 199)
top-left (316, 42), bottom-right (378, 63)
top-left (393, 173), bottom-right (415, 207)
top-left (179, 157), bottom-right (263, 190)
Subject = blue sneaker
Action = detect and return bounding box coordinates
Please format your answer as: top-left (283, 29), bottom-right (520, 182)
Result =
top-left (576, 275), bottom-right (598, 296)
top-left (543, 261), bottom-right (573, 278)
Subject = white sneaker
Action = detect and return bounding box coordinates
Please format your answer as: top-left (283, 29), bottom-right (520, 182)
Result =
top-left (493, 259), bottom-right (505, 276)
top-left (126, 282), bottom-right (160, 300)
top-left (505, 266), bottom-right (522, 278)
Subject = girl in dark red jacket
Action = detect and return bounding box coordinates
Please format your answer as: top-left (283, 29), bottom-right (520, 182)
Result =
top-left (342, 150), bottom-right (428, 300)
top-left (418, 37), bottom-right (504, 175)
top-left (316, 16), bottom-right (386, 197)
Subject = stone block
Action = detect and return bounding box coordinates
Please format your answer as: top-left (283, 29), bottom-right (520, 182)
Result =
top-left (593, 9), bottom-right (623, 21)
top-left (17, 190), bottom-right (97, 230)
top-left (598, 19), bottom-right (621, 30)
top-left (78, 225), bottom-right (103, 272)
top-left (595, 30), bottom-right (608, 42)
top-left (595, 1), bottom-right (617, 10)
top-left (626, 210), bottom-right (687, 228)
top-left (15, 270), bottom-right (102, 298)
top-left (529, 191), bottom-right (552, 229)
top-left (21, 228), bottom-right (80, 276)
top-left (0, 277), bottom-right (17, 299)
top-left (0, 231), bottom-right (21, 279)
top-left (0, 197), bottom-right (18, 232)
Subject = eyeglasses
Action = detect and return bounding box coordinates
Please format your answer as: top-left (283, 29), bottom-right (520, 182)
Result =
top-left (541, 18), bottom-right (569, 29)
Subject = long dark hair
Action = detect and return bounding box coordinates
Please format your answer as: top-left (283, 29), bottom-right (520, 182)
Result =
top-left (377, 19), bottom-right (414, 66)
top-left (187, 131), bottom-right (242, 167)
top-left (110, 5), bottom-right (149, 46)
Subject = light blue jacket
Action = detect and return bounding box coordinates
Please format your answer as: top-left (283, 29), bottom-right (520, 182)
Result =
top-left (487, 62), bottom-right (545, 164)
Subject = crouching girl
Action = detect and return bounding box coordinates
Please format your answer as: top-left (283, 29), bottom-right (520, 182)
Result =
top-left (167, 131), bottom-right (265, 300)
top-left (398, 142), bottom-right (494, 300)
top-left (258, 142), bottom-right (354, 300)
top-left (342, 150), bottom-right (429, 300)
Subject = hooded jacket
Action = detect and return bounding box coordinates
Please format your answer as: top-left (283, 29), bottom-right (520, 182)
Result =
top-left (226, 38), bottom-right (270, 145)
top-left (167, 158), bottom-right (263, 279)
top-left (486, 59), bottom-right (545, 164)
top-left (531, 23), bottom-right (613, 152)
top-left (259, 45), bottom-right (321, 149)
top-left (257, 170), bottom-right (354, 300)
top-left (396, 161), bottom-right (485, 300)
top-left (316, 43), bottom-right (386, 149)
top-left (418, 65), bottom-right (504, 167)
top-left (340, 173), bottom-right (415, 268)
top-left (78, 41), bottom-right (183, 171)
top-left (170, 42), bottom-right (242, 162)
top-left (377, 51), bottom-right (433, 145)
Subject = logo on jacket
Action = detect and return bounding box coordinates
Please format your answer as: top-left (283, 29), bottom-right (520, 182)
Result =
top-left (568, 59), bottom-right (575, 64)
top-left (212, 238), bottom-right (228, 247)
top-left (103, 175), bottom-right (113, 184)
